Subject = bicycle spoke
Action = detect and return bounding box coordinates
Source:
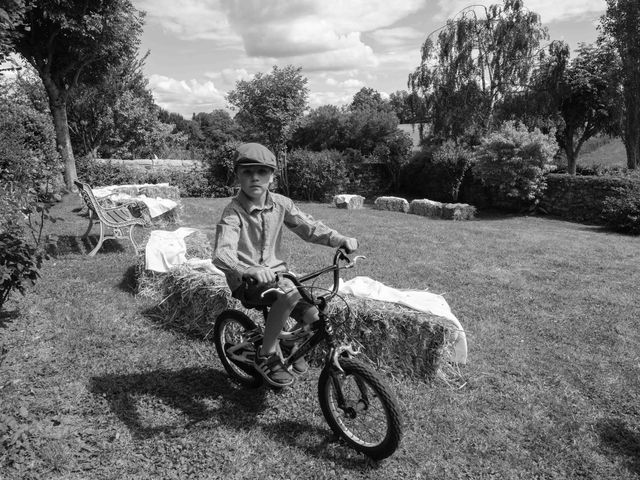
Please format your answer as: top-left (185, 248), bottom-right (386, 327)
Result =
top-left (328, 373), bottom-right (389, 446)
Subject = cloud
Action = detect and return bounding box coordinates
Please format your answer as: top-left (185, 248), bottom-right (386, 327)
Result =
top-left (368, 27), bottom-right (425, 49)
top-left (226, 0), bottom-right (424, 59)
top-left (308, 90), bottom-right (355, 109)
top-left (148, 74), bottom-right (227, 117)
top-left (434, 0), bottom-right (605, 24)
top-left (323, 77), bottom-right (364, 88)
top-left (205, 68), bottom-right (253, 87)
top-left (134, 0), bottom-right (240, 44)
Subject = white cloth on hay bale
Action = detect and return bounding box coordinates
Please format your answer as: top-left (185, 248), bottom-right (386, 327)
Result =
top-left (105, 192), bottom-right (177, 218)
top-left (145, 227), bottom-right (223, 274)
top-left (338, 276), bottom-right (467, 364)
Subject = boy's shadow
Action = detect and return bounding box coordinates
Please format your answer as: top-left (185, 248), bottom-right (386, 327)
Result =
top-left (597, 418), bottom-right (640, 475)
top-left (89, 366), bottom-right (378, 470)
top-left (89, 366), bottom-right (267, 439)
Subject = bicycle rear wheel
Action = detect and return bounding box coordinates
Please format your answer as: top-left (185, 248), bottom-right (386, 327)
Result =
top-left (318, 357), bottom-right (402, 460)
top-left (213, 310), bottom-right (262, 387)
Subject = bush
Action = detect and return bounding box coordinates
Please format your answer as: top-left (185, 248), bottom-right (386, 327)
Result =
top-left (286, 149), bottom-right (349, 201)
top-left (77, 140), bottom-right (242, 198)
top-left (77, 157), bottom-right (231, 198)
top-left (601, 188), bottom-right (640, 234)
top-left (473, 121), bottom-right (557, 208)
top-left (399, 143), bottom-right (474, 202)
top-left (0, 102), bottom-right (61, 230)
top-left (0, 231), bottom-right (42, 309)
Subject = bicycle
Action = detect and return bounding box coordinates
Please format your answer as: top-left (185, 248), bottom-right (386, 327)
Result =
top-left (213, 248), bottom-right (402, 460)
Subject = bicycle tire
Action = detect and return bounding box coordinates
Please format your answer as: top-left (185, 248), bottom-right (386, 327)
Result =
top-left (318, 357), bottom-right (402, 460)
top-left (213, 309), bottom-right (263, 388)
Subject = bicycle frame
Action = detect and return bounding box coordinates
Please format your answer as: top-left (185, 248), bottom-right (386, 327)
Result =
top-left (228, 249), bottom-right (363, 373)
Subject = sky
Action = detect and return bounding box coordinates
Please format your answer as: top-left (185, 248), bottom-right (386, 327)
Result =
top-left (133, 0), bottom-right (608, 119)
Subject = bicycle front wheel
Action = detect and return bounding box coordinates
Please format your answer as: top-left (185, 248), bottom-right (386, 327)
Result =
top-left (318, 357), bottom-right (402, 460)
top-left (213, 309), bottom-right (262, 388)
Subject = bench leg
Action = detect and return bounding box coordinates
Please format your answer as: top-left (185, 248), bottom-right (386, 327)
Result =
top-left (82, 217), bottom-right (94, 238)
top-left (88, 222), bottom-right (106, 257)
top-left (128, 224), bottom-right (142, 254)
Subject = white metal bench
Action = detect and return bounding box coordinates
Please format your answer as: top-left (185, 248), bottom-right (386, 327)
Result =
top-left (74, 180), bottom-right (151, 256)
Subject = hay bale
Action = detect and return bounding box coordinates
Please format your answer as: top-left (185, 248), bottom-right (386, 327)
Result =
top-left (333, 194), bottom-right (365, 209)
top-left (136, 265), bottom-right (460, 381)
top-left (409, 199), bottom-right (443, 218)
top-left (374, 196), bottom-right (409, 213)
top-left (441, 203), bottom-right (477, 220)
top-left (137, 266), bottom-right (237, 337)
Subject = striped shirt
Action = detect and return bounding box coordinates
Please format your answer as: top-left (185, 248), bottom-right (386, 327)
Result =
top-left (213, 191), bottom-right (347, 292)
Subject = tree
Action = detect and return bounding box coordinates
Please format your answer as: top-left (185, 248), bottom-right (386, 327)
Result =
top-left (0, 0), bottom-right (25, 62)
top-left (350, 87), bottom-right (392, 113)
top-left (191, 110), bottom-right (241, 155)
top-left (343, 107), bottom-right (400, 156)
top-left (600, 0), bottom-right (640, 169)
top-left (227, 65), bottom-right (309, 193)
top-left (8, 0), bottom-right (144, 188)
top-left (290, 104), bottom-right (345, 151)
top-left (553, 41), bottom-right (622, 174)
top-left (67, 52), bottom-right (152, 159)
top-left (504, 40), bottom-right (623, 174)
top-left (373, 130), bottom-right (413, 192)
top-left (409, 0), bottom-right (548, 142)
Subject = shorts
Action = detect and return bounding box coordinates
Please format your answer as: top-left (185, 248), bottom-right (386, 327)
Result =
top-left (232, 277), bottom-right (315, 322)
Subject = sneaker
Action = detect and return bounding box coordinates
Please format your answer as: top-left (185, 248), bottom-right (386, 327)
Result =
top-left (280, 343), bottom-right (309, 375)
top-left (254, 352), bottom-right (295, 387)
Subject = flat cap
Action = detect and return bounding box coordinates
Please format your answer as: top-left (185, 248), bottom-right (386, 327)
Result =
top-left (234, 143), bottom-right (277, 170)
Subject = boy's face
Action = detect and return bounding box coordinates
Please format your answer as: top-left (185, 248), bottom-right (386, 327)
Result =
top-left (236, 165), bottom-right (274, 200)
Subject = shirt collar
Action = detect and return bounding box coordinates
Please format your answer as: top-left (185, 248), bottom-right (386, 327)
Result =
top-left (236, 190), bottom-right (274, 214)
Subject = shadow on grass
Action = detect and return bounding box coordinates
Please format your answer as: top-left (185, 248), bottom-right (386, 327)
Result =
top-left (597, 418), bottom-right (640, 475)
top-left (0, 309), bottom-right (19, 328)
top-left (118, 265), bottom-right (140, 295)
top-left (46, 234), bottom-right (127, 256)
top-left (268, 419), bottom-right (382, 470)
top-left (89, 366), bottom-right (267, 439)
top-left (89, 366), bottom-right (382, 470)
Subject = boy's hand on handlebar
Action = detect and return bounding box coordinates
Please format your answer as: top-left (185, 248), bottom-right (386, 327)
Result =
top-left (341, 237), bottom-right (358, 254)
top-left (243, 266), bottom-right (276, 286)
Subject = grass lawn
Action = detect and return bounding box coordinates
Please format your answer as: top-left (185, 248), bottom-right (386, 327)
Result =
top-left (1, 193), bottom-right (639, 479)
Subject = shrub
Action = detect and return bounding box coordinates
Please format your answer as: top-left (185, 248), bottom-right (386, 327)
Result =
top-left (76, 157), bottom-right (135, 187)
top-left (286, 149), bottom-right (349, 201)
top-left (601, 188), bottom-right (640, 234)
top-left (399, 143), bottom-right (474, 202)
top-left (0, 231), bottom-right (43, 309)
top-left (473, 121), bottom-right (557, 207)
top-left (0, 99), bottom-right (60, 309)
top-left (76, 157), bottom-right (231, 198)
top-left (431, 141), bottom-right (474, 201)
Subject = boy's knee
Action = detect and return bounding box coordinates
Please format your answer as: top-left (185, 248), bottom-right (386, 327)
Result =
top-left (302, 307), bottom-right (319, 325)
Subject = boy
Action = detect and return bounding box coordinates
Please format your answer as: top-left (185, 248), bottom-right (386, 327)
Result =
top-left (213, 143), bottom-right (358, 387)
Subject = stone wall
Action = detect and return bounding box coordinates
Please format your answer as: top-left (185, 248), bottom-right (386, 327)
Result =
top-left (539, 174), bottom-right (640, 223)
top-left (97, 158), bottom-right (202, 172)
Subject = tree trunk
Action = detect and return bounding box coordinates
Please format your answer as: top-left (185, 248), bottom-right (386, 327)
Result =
top-left (41, 75), bottom-right (77, 189)
top-left (564, 128), bottom-right (577, 175)
top-left (624, 95), bottom-right (639, 169)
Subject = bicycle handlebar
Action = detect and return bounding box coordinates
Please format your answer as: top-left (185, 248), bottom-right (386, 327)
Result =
top-left (249, 248), bottom-right (364, 305)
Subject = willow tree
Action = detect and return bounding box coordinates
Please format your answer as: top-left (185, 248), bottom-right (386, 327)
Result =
top-left (8, 0), bottom-right (144, 188)
top-left (409, 0), bottom-right (548, 142)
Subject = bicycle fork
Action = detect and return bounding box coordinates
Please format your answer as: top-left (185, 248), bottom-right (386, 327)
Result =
top-left (327, 363), bottom-right (371, 419)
